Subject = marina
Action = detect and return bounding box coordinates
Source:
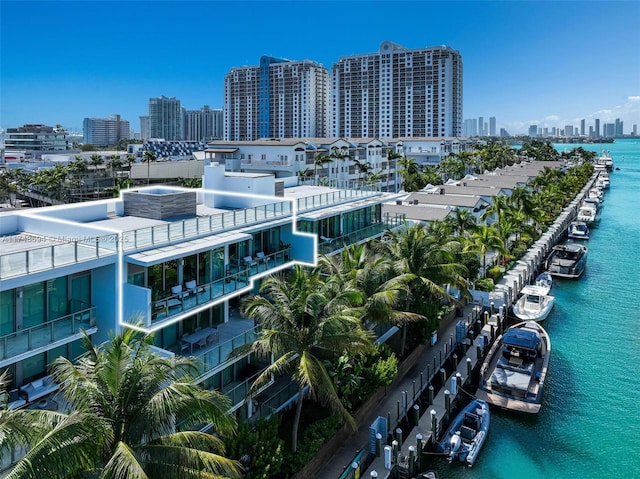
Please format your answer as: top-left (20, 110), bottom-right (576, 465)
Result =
top-left (425, 140), bottom-right (640, 479)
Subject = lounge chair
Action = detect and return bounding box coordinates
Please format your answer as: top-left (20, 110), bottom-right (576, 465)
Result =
top-left (320, 235), bottom-right (334, 244)
top-left (185, 280), bottom-right (203, 295)
top-left (243, 256), bottom-right (258, 268)
top-left (171, 284), bottom-right (188, 299)
top-left (256, 251), bottom-right (270, 264)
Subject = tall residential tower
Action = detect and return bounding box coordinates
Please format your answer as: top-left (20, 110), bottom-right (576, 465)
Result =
top-left (224, 56), bottom-right (330, 141)
top-left (330, 41), bottom-right (463, 138)
top-left (148, 96), bottom-right (183, 141)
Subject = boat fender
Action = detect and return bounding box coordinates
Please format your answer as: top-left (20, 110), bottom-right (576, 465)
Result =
top-left (449, 431), bottom-right (462, 462)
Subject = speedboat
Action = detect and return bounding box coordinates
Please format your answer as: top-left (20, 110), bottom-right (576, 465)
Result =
top-left (534, 271), bottom-right (553, 295)
top-left (476, 321), bottom-right (551, 414)
top-left (576, 204), bottom-right (599, 226)
top-left (567, 221), bottom-right (590, 240)
top-left (512, 285), bottom-right (555, 322)
top-left (546, 243), bottom-right (588, 278)
top-left (435, 399), bottom-right (490, 467)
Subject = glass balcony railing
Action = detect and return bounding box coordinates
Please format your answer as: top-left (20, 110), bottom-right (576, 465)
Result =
top-left (0, 307), bottom-right (96, 361)
top-left (195, 326), bottom-right (261, 374)
top-left (148, 249), bottom-right (290, 325)
top-left (318, 221), bottom-right (402, 255)
top-left (121, 202), bottom-right (292, 252)
top-left (296, 188), bottom-right (379, 212)
top-left (0, 235), bottom-right (118, 279)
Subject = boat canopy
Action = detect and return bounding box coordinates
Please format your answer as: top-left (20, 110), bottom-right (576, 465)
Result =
top-left (502, 328), bottom-right (541, 350)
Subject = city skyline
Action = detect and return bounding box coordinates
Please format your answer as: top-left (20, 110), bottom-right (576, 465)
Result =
top-left (1, 1), bottom-right (638, 136)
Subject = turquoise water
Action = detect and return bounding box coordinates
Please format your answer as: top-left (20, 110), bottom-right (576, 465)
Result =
top-left (430, 139), bottom-right (640, 479)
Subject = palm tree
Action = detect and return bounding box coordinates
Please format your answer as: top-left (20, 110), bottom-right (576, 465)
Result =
top-left (445, 208), bottom-right (477, 239)
top-left (313, 152), bottom-right (332, 185)
top-left (8, 329), bottom-right (241, 479)
top-left (464, 224), bottom-right (506, 278)
top-left (481, 194), bottom-right (511, 239)
top-left (329, 147), bottom-right (349, 187)
top-left (143, 150), bottom-right (156, 185)
top-left (375, 223), bottom-right (468, 354)
top-left (241, 266), bottom-right (373, 453)
top-left (318, 244), bottom-right (420, 330)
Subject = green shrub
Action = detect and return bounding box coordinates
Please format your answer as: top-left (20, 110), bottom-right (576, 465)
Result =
top-left (224, 415), bottom-right (284, 479)
top-left (282, 416), bottom-right (341, 475)
top-left (475, 278), bottom-right (495, 292)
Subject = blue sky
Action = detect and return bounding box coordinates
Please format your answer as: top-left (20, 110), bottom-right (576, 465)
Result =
top-left (1, 1), bottom-right (639, 135)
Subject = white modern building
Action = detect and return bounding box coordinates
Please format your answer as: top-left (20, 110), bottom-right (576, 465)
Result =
top-left (83, 114), bottom-right (131, 146)
top-left (331, 41), bottom-right (463, 139)
top-left (0, 165), bottom-right (404, 464)
top-left (224, 56), bottom-right (330, 141)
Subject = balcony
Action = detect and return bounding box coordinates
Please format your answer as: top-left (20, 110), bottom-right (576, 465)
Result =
top-left (0, 234), bottom-right (117, 280)
top-left (146, 249), bottom-right (291, 326)
top-left (318, 221), bottom-right (403, 255)
top-left (295, 188), bottom-right (380, 212)
top-left (0, 306), bottom-right (96, 364)
top-left (194, 321), bottom-right (261, 375)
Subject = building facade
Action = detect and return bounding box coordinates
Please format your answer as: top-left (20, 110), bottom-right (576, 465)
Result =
top-left (4, 124), bottom-right (69, 152)
top-left (331, 41), bottom-right (463, 139)
top-left (184, 106), bottom-right (223, 141)
top-left (0, 167), bottom-right (404, 440)
top-left (224, 56), bottom-right (330, 141)
top-left (148, 96), bottom-right (183, 141)
top-left (83, 115), bottom-right (131, 146)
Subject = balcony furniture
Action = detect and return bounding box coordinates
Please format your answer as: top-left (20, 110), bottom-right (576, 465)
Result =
top-left (320, 235), bottom-right (334, 244)
top-left (181, 327), bottom-right (218, 353)
top-left (185, 280), bottom-right (204, 295)
top-left (206, 330), bottom-right (220, 346)
top-left (171, 284), bottom-right (189, 299)
top-left (179, 340), bottom-right (190, 354)
top-left (242, 256), bottom-right (258, 268)
top-left (255, 252), bottom-right (270, 265)
top-left (18, 375), bottom-right (59, 403)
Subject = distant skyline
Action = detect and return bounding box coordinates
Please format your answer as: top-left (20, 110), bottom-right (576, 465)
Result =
top-left (1, 1), bottom-right (639, 135)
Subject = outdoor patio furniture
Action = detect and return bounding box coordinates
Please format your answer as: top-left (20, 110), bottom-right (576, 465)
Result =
top-left (256, 251), bottom-right (270, 264)
top-left (242, 256), bottom-right (258, 268)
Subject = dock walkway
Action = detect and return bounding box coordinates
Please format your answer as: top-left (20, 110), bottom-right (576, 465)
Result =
top-left (315, 301), bottom-right (492, 479)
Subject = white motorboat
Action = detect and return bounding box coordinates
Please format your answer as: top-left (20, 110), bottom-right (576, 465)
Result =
top-left (512, 285), bottom-right (555, 322)
top-left (597, 151), bottom-right (614, 172)
top-left (476, 321), bottom-right (551, 414)
top-left (576, 203), bottom-right (599, 226)
top-left (568, 221), bottom-right (590, 240)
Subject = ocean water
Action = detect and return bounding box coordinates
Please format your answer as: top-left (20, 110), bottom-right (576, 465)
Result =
top-left (429, 139), bottom-right (640, 479)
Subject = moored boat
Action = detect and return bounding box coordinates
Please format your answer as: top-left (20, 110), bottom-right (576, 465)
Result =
top-left (476, 321), bottom-right (551, 414)
top-left (568, 220), bottom-right (590, 240)
top-left (534, 271), bottom-right (553, 295)
top-left (512, 285), bottom-right (555, 322)
top-left (576, 203), bottom-right (599, 226)
top-left (546, 243), bottom-right (588, 278)
top-left (435, 399), bottom-right (490, 467)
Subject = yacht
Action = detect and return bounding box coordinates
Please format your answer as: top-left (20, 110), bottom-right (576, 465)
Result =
top-left (476, 321), bottom-right (551, 414)
top-left (567, 221), bottom-right (590, 240)
top-left (546, 243), bottom-right (588, 278)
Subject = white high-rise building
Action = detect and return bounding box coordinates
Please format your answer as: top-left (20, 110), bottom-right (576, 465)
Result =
top-left (83, 114), bottom-right (130, 146)
top-left (224, 56), bottom-right (330, 141)
top-left (184, 106), bottom-right (223, 141)
top-left (331, 41), bottom-right (463, 138)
